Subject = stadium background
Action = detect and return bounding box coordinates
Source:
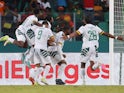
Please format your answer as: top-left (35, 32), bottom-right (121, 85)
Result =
top-left (1, 0), bottom-right (124, 93)
top-left (0, 0), bottom-right (116, 85)
top-left (0, 0), bottom-right (109, 52)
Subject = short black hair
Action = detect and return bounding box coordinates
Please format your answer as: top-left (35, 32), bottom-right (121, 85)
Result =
top-left (33, 8), bottom-right (40, 15)
top-left (84, 16), bottom-right (92, 24)
top-left (45, 15), bottom-right (52, 22)
top-left (42, 20), bottom-right (48, 25)
top-left (62, 25), bottom-right (70, 31)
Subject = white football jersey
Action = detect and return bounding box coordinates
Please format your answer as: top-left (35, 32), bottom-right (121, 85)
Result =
top-left (15, 15), bottom-right (38, 42)
top-left (34, 27), bottom-right (54, 50)
top-left (21, 15), bottom-right (38, 28)
top-left (77, 24), bottom-right (103, 48)
top-left (24, 25), bottom-right (36, 46)
top-left (48, 31), bottom-right (65, 51)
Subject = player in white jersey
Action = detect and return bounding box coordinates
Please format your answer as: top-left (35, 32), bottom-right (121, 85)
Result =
top-left (0, 9), bottom-right (43, 66)
top-left (28, 21), bottom-right (55, 85)
top-left (48, 26), bottom-right (71, 85)
top-left (63, 16), bottom-right (124, 84)
top-left (0, 8), bottom-right (42, 47)
top-left (22, 20), bottom-right (51, 68)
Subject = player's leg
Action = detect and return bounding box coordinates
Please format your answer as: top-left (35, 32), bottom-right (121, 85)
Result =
top-left (80, 62), bottom-right (86, 85)
top-left (29, 49), bottom-right (43, 85)
top-left (21, 49), bottom-right (30, 67)
top-left (22, 47), bottom-right (34, 67)
top-left (14, 27), bottom-right (26, 47)
top-left (41, 64), bottom-right (50, 85)
top-left (80, 47), bottom-right (90, 85)
top-left (29, 67), bottom-right (37, 85)
top-left (39, 49), bottom-right (52, 85)
top-left (15, 28), bottom-right (30, 66)
top-left (56, 60), bottom-right (66, 85)
top-left (52, 52), bottom-right (66, 85)
top-left (0, 26), bottom-right (25, 46)
top-left (90, 46), bottom-right (101, 71)
top-left (29, 64), bottom-right (43, 85)
top-left (90, 60), bottom-right (101, 70)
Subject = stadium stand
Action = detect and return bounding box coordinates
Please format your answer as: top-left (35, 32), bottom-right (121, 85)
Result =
top-left (0, 0), bottom-right (109, 52)
top-left (104, 11), bottom-right (109, 22)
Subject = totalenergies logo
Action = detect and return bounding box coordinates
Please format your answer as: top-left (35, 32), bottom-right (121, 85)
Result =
top-left (0, 60), bottom-right (109, 84)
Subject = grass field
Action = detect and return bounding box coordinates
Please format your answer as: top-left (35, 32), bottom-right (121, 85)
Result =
top-left (0, 85), bottom-right (124, 93)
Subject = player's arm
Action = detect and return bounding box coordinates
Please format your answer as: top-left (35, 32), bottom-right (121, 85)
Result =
top-left (33, 21), bottom-right (43, 27)
top-left (63, 30), bottom-right (81, 40)
top-left (100, 31), bottom-right (124, 41)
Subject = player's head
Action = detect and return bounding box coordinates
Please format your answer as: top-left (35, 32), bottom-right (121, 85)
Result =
top-left (55, 20), bottom-right (68, 32)
top-left (42, 20), bottom-right (49, 28)
top-left (33, 8), bottom-right (40, 15)
top-left (83, 16), bottom-right (92, 24)
top-left (62, 26), bottom-right (71, 35)
top-left (45, 15), bottom-right (54, 23)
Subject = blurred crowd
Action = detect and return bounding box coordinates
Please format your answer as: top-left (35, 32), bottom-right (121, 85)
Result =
top-left (0, 0), bottom-right (109, 39)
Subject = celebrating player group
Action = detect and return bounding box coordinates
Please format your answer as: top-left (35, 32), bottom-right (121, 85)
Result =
top-left (0, 8), bottom-right (124, 85)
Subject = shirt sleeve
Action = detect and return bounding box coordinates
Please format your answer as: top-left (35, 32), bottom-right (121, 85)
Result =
top-left (76, 26), bottom-right (85, 35)
top-left (95, 25), bottom-right (104, 35)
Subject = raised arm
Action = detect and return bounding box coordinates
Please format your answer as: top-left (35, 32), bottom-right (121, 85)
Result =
top-left (33, 21), bottom-right (43, 27)
top-left (101, 31), bottom-right (124, 41)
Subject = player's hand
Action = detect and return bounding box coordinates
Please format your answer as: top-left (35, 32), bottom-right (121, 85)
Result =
top-left (62, 35), bottom-right (68, 40)
top-left (116, 36), bottom-right (124, 41)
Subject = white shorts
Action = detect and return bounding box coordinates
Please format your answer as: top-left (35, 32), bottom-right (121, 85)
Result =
top-left (49, 51), bottom-right (65, 65)
top-left (15, 25), bottom-right (26, 42)
top-left (80, 45), bottom-right (98, 63)
top-left (34, 49), bottom-right (52, 66)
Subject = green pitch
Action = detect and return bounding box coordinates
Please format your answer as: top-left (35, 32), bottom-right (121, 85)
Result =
top-left (0, 85), bottom-right (124, 93)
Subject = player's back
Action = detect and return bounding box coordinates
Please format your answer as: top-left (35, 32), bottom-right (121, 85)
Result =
top-left (21, 15), bottom-right (38, 27)
top-left (24, 25), bottom-right (36, 46)
top-left (34, 27), bottom-right (53, 50)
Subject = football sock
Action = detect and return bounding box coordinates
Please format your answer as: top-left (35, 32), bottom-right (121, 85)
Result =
top-left (29, 67), bottom-right (36, 79)
top-left (29, 67), bottom-right (42, 81)
top-left (43, 65), bottom-right (51, 78)
top-left (57, 63), bottom-right (66, 80)
top-left (81, 68), bottom-right (85, 79)
top-left (34, 67), bottom-right (43, 81)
